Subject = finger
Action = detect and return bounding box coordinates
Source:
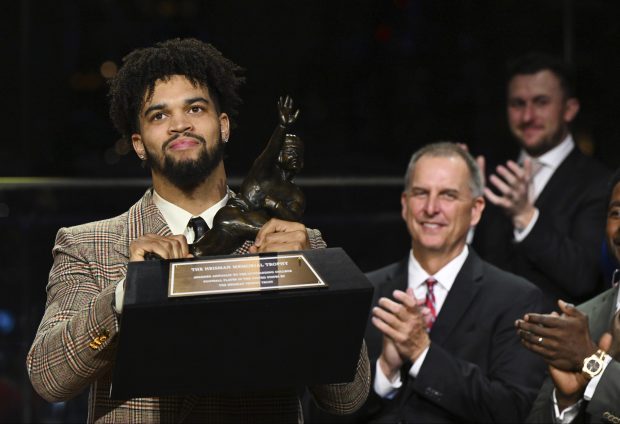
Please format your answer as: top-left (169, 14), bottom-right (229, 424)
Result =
top-left (130, 235), bottom-right (173, 260)
top-left (520, 338), bottom-right (555, 359)
top-left (517, 328), bottom-right (559, 356)
top-left (404, 289), bottom-right (426, 306)
top-left (260, 228), bottom-right (307, 244)
top-left (378, 297), bottom-right (422, 323)
top-left (488, 174), bottom-right (513, 196)
top-left (372, 306), bottom-right (402, 329)
top-left (377, 297), bottom-right (406, 316)
top-left (254, 218), bottom-right (305, 247)
top-left (520, 313), bottom-right (563, 328)
top-left (142, 242), bottom-right (175, 260)
top-left (371, 316), bottom-right (401, 341)
top-left (558, 299), bottom-right (579, 317)
top-left (483, 187), bottom-right (512, 208)
top-left (170, 234), bottom-right (190, 258)
top-left (158, 235), bottom-right (185, 259)
top-left (405, 287), bottom-right (415, 298)
top-left (254, 230), bottom-right (308, 252)
top-left (414, 297), bottom-right (426, 306)
top-left (506, 160), bottom-right (527, 181)
top-left (393, 290), bottom-right (419, 309)
top-left (293, 109), bottom-right (300, 120)
top-left (254, 240), bottom-right (304, 253)
top-left (518, 329), bottom-right (541, 345)
top-left (599, 332), bottom-right (613, 352)
top-left (516, 320), bottom-right (558, 338)
top-left (476, 156), bottom-right (486, 184)
top-left (495, 165), bottom-right (518, 186)
top-left (456, 143), bottom-right (469, 152)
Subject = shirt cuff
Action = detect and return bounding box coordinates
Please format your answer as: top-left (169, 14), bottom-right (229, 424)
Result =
top-left (552, 388), bottom-right (583, 423)
top-left (408, 345), bottom-right (430, 378)
top-left (373, 359), bottom-right (402, 399)
top-left (113, 279), bottom-right (126, 315)
top-left (584, 353), bottom-right (613, 400)
top-left (513, 208), bottom-right (540, 242)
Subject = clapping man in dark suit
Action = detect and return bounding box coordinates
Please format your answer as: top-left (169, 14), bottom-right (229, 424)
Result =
top-left (362, 142), bottom-right (546, 422)
top-left (473, 53), bottom-right (610, 312)
top-left (517, 169), bottom-right (620, 423)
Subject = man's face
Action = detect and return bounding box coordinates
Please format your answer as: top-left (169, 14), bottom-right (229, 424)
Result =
top-left (401, 155), bottom-right (484, 260)
top-left (507, 70), bottom-right (579, 157)
top-left (131, 75), bottom-right (230, 191)
top-left (606, 182), bottom-right (620, 263)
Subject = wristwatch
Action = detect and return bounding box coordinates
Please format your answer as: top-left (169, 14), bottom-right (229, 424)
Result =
top-left (582, 349), bottom-right (606, 379)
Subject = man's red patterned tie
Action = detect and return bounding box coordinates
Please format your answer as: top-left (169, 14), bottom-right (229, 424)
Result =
top-left (425, 278), bottom-right (438, 329)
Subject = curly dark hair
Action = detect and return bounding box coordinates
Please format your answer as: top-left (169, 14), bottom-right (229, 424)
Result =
top-left (109, 38), bottom-right (245, 140)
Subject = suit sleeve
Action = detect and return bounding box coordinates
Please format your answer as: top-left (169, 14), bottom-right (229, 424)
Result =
top-left (306, 229), bottom-right (371, 414)
top-left (406, 285), bottom-right (547, 422)
top-left (586, 359), bottom-right (620, 422)
top-left (525, 364), bottom-right (620, 424)
top-left (26, 227), bottom-right (121, 402)
top-left (517, 180), bottom-right (607, 299)
top-left (307, 228), bottom-right (327, 249)
top-left (308, 341), bottom-right (371, 415)
top-left (525, 378), bottom-right (556, 423)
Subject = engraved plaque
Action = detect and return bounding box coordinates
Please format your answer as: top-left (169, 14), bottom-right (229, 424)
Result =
top-left (169, 253), bottom-right (326, 297)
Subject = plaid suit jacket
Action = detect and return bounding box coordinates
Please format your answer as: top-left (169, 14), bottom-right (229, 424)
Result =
top-left (27, 189), bottom-right (370, 423)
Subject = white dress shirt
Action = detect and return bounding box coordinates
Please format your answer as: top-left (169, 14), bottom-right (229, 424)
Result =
top-left (514, 134), bottom-right (575, 242)
top-left (153, 189), bottom-right (229, 243)
top-left (374, 246), bottom-right (470, 398)
top-left (113, 188), bottom-right (229, 313)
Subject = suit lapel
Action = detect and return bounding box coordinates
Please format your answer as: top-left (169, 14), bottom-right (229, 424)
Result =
top-left (385, 258), bottom-right (408, 295)
top-left (113, 189), bottom-right (172, 259)
top-left (534, 147), bottom-right (578, 209)
top-left (430, 251), bottom-right (484, 345)
top-left (585, 286), bottom-right (619, 341)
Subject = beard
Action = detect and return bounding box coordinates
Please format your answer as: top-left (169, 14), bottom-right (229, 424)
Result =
top-left (146, 132), bottom-right (226, 193)
top-left (516, 124), bottom-right (567, 157)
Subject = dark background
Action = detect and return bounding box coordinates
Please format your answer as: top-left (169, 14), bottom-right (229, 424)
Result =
top-left (2, 0), bottom-right (620, 422)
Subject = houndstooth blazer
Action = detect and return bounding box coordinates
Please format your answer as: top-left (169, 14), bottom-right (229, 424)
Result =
top-left (27, 189), bottom-right (370, 423)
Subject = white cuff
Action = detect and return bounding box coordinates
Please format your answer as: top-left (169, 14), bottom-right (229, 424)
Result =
top-left (513, 208), bottom-right (540, 242)
top-left (373, 359), bottom-right (402, 399)
top-left (408, 345), bottom-right (430, 378)
top-left (584, 353), bottom-right (613, 400)
top-left (113, 279), bottom-right (126, 315)
top-left (552, 388), bottom-right (583, 423)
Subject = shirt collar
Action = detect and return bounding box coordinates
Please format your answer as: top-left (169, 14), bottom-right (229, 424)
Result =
top-left (519, 133), bottom-right (574, 170)
top-left (408, 245), bottom-right (469, 292)
top-left (152, 189), bottom-right (229, 235)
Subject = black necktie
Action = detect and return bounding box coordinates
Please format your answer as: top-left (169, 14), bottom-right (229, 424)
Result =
top-left (188, 217), bottom-right (209, 241)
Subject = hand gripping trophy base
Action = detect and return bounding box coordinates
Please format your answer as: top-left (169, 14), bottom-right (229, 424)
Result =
top-left (189, 95), bottom-right (305, 257)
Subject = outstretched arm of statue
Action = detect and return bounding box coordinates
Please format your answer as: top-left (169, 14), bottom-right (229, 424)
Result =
top-left (243, 96), bottom-right (299, 184)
